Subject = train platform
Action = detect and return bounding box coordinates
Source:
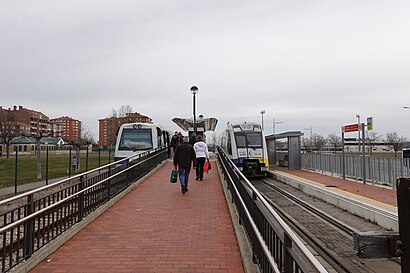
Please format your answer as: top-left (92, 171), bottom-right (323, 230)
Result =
top-left (29, 160), bottom-right (248, 273)
top-left (269, 166), bottom-right (398, 231)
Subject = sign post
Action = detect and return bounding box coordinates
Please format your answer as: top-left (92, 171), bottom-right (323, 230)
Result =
top-left (341, 127), bottom-right (345, 179)
top-left (361, 123), bottom-right (366, 184)
top-left (342, 122), bottom-right (366, 184)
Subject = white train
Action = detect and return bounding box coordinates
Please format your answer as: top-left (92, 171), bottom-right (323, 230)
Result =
top-left (114, 122), bottom-right (170, 162)
top-left (219, 122), bottom-right (269, 177)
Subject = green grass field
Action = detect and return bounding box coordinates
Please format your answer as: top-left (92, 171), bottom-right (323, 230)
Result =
top-left (0, 151), bottom-right (113, 188)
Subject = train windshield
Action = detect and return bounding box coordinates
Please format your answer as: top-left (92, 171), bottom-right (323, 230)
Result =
top-left (403, 149), bottom-right (410, 159)
top-left (234, 132), bottom-right (262, 148)
top-left (118, 128), bottom-right (153, 151)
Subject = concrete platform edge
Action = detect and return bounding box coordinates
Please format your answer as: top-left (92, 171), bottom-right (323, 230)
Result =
top-left (269, 170), bottom-right (399, 232)
top-left (11, 160), bottom-right (168, 273)
top-left (216, 160), bottom-right (260, 273)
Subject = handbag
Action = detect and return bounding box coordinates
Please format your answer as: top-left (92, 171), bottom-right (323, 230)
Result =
top-left (170, 170), bottom-right (178, 183)
top-left (204, 161), bottom-right (211, 173)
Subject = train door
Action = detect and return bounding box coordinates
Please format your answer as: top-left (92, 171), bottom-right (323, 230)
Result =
top-left (403, 148), bottom-right (410, 167)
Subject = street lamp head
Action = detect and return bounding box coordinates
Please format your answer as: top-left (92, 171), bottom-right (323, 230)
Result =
top-left (260, 110), bottom-right (265, 115)
top-left (404, 106), bottom-right (410, 109)
top-left (190, 86), bottom-right (199, 94)
top-left (356, 114), bottom-right (360, 118)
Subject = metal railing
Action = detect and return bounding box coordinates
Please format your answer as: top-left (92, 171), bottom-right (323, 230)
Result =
top-left (0, 148), bottom-right (167, 272)
top-left (302, 153), bottom-right (410, 187)
top-left (217, 146), bottom-right (328, 273)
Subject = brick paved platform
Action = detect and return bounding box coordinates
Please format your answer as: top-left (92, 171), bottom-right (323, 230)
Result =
top-left (30, 160), bottom-right (244, 273)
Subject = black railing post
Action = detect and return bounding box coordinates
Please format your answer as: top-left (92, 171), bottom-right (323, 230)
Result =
top-left (24, 194), bottom-right (34, 259)
top-left (14, 148), bottom-right (18, 195)
top-left (107, 178), bottom-right (111, 201)
top-left (86, 146), bottom-right (89, 172)
top-left (46, 146), bottom-right (49, 185)
top-left (68, 147), bottom-right (72, 178)
top-left (252, 190), bottom-right (258, 263)
top-left (78, 175), bottom-right (84, 222)
top-left (284, 233), bottom-right (293, 273)
top-left (397, 178), bottom-right (410, 273)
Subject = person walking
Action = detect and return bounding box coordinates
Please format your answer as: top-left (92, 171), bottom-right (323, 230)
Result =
top-left (189, 133), bottom-right (197, 146)
top-left (193, 135), bottom-right (209, 181)
top-left (173, 136), bottom-right (196, 194)
top-left (170, 131), bottom-right (179, 156)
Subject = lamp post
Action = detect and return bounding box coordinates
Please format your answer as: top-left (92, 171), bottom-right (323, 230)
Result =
top-left (356, 114), bottom-right (361, 152)
top-left (273, 118), bottom-right (283, 135)
top-left (190, 86), bottom-right (199, 134)
top-left (260, 110), bottom-right (265, 131)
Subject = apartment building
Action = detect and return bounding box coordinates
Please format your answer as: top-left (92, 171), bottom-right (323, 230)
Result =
top-left (50, 116), bottom-right (81, 143)
top-left (98, 112), bottom-right (152, 148)
top-left (0, 105), bottom-right (61, 137)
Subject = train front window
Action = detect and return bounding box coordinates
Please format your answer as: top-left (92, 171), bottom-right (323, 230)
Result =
top-left (403, 149), bottom-right (410, 159)
top-left (119, 128), bottom-right (153, 151)
top-left (234, 132), bottom-right (262, 148)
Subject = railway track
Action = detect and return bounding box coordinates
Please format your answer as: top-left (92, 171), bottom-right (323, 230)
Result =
top-left (252, 178), bottom-right (400, 273)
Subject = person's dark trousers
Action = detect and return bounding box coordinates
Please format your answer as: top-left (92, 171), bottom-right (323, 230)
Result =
top-left (196, 157), bottom-right (206, 180)
top-left (178, 166), bottom-right (191, 190)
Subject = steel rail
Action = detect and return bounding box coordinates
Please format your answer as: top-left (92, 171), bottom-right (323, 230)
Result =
top-left (260, 179), bottom-right (358, 236)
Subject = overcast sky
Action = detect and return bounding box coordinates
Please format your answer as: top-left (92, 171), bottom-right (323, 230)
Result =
top-left (1, 0), bottom-right (410, 141)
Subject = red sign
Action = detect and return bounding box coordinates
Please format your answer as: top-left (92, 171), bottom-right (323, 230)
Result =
top-left (343, 123), bottom-right (360, 132)
top-left (343, 123), bottom-right (362, 133)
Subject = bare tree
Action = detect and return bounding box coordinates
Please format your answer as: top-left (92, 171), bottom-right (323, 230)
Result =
top-left (365, 131), bottom-right (382, 155)
top-left (117, 105), bottom-right (133, 117)
top-left (71, 125), bottom-right (94, 172)
top-left (327, 133), bottom-right (342, 154)
top-left (108, 105), bottom-right (133, 118)
top-left (302, 137), bottom-right (312, 152)
top-left (109, 108), bottom-right (118, 118)
top-left (0, 109), bottom-right (19, 158)
top-left (385, 132), bottom-right (408, 157)
top-left (311, 134), bottom-right (327, 153)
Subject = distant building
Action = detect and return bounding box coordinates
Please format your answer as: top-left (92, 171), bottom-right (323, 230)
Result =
top-left (98, 112), bottom-right (152, 148)
top-left (50, 116), bottom-right (81, 143)
top-left (0, 105), bottom-right (55, 137)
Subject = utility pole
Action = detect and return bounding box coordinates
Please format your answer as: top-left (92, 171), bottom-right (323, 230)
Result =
top-left (356, 114), bottom-right (361, 152)
top-left (273, 118), bottom-right (283, 135)
top-left (260, 110), bottom-right (265, 132)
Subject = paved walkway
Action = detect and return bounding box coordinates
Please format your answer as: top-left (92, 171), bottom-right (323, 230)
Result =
top-left (30, 160), bottom-right (244, 273)
top-left (272, 167), bottom-right (397, 207)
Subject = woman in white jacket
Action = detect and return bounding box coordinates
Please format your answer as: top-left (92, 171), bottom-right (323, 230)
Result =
top-left (193, 135), bottom-right (209, 181)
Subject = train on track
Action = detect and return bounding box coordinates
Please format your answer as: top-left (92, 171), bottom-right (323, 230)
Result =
top-left (218, 122), bottom-right (269, 177)
top-left (114, 122), bottom-right (170, 162)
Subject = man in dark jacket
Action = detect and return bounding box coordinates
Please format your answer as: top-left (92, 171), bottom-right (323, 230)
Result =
top-left (173, 136), bottom-right (196, 194)
top-left (170, 131), bottom-right (179, 156)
